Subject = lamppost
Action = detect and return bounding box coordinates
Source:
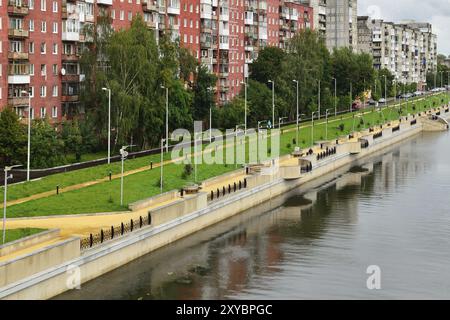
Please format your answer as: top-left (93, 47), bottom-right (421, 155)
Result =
top-left (349, 82), bottom-right (353, 113)
top-left (311, 111), bottom-right (318, 146)
top-left (206, 87), bottom-right (214, 142)
top-left (257, 120), bottom-right (268, 163)
top-left (161, 85), bottom-right (169, 152)
top-left (21, 90), bottom-right (32, 181)
top-left (293, 80), bottom-right (299, 144)
top-left (383, 75), bottom-right (387, 108)
top-left (3, 165), bottom-right (21, 244)
top-left (240, 80), bottom-right (247, 134)
top-left (317, 79), bottom-right (321, 119)
top-left (325, 109), bottom-right (332, 140)
top-left (268, 80), bottom-right (275, 127)
top-left (332, 77), bottom-right (337, 117)
top-left (119, 146), bottom-right (131, 206)
top-left (278, 117), bottom-right (288, 130)
top-left (101, 87), bottom-right (112, 164)
top-left (160, 138), bottom-right (166, 194)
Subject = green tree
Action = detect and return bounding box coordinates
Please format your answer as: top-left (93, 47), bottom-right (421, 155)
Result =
top-left (192, 65), bottom-right (216, 121)
top-left (0, 108), bottom-right (27, 167)
top-left (62, 120), bottom-right (83, 162)
top-left (30, 119), bottom-right (65, 168)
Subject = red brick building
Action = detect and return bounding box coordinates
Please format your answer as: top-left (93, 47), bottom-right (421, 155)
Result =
top-left (0, 0), bottom-right (313, 120)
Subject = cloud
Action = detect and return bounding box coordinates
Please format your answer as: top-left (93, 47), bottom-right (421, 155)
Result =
top-left (358, 0), bottom-right (450, 55)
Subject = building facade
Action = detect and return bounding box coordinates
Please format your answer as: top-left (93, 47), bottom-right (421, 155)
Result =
top-left (357, 16), bottom-right (437, 88)
top-left (0, 0), bottom-right (314, 119)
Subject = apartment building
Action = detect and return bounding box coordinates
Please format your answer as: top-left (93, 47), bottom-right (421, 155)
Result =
top-left (357, 16), bottom-right (437, 88)
top-left (0, 0), bottom-right (314, 119)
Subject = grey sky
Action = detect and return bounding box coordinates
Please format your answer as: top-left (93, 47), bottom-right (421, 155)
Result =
top-left (358, 0), bottom-right (450, 56)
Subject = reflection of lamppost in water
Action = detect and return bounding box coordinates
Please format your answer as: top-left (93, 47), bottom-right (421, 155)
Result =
top-left (3, 165), bottom-right (22, 244)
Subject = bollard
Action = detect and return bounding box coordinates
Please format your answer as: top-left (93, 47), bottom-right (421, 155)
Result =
top-left (140, 216), bottom-right (143, 228)
top-left (100, 230), bottom-right (104, 243)
top-left (234, 182), bottom-right (236, 192)
top-left (56, 185), bottom-right (59, 195)
top-left (130, 219), bottom-right (134, 232)
top-left (109, 171), bottom-right (112, 181)
top-left (228, 184), bottom-right (231, 193)
top-left (148, 212), bottom-right (152, 225)
top-left (150, 161), bottom-right (153, 170)
top-left (111, 226), bottom-right (114, 239)
top-left (121, 222), bottom-right (124, 235)
top-left (223, 186), bottom-right (226, 195)
top-left (211, 190), bottom-right (214, 200)
top-left (217, 188), bottom-right (220, 198)
top-left (246, 167), bottom-right (249, 174)
top-left (180, 189), bottom-right (184, 197)
top-left (239, 181), bottom-right (242, 189)
top-left (244, 178), bottom-right (247, 188)
top-left (90, 234), bottom-right (93, 247)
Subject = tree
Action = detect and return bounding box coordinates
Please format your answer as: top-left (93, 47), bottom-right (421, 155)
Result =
top-left (192, 65), bottom-right (216, 121)
top-left (30, 119), bottom-right (65, 168)
top-left (0, 108), bottom-right (27, 167)
top-left (377, 68), bottom-right (395, 98)
top-left (61, 120), bottom-right (83, 162)
top-left (216, 97), bottom-right (245, 130)
top-left (250, 46), bottom-right (286, 84)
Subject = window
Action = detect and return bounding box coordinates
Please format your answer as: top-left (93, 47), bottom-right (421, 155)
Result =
top-left (30, 86), bottom-right (34, 98)
top-left (120, 11), bottom-right (124, 21)
top-left (52, 86), bottom-right (58, 97)
top-left (10, 40), bottom-right (22, 53)
top-left (52, 64), bottom-right (57, 75)
top-left (29, 41), bottom-right (34, 53)
top-left (40, 107), bottom-right (46, 118)
top-left (40, 64), bottom-right (46, 76)
top-left (40, 42), bottom-right (46, 54)
top-left (52, 106), bottom-right (58, 118)
top-left (40, 86), bottom-right (46, 97)
top-left (52, 43), bottom-right (57, 54)
top-left (30, 108), bottom-right (34, 119)
top-left (52, 22), bottom-right (58, 34)
top-left (29, 19), bottom-right (34, 31)
top-left (128, 11), bottom-right (132, 21)
top-left (41, 21), bottom-right (46, 33)
top-left (52, 1), bottom-right (57, 12)
top-left (41, 0), bottom-right (46, 11)
top-left (29, 64), bottom-right (34, 75)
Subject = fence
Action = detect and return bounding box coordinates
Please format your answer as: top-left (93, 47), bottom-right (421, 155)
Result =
top-left (207, 178), bottom-right (247, 202)
top-left (80, 213), bottom-right (151, 250)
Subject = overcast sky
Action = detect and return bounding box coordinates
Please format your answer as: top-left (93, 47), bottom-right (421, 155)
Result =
top-left (358, 0), bottom-right (450, 56)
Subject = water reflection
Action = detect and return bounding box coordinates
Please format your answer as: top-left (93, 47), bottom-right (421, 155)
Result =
top-left (57, 132), bottom-right (450, 300)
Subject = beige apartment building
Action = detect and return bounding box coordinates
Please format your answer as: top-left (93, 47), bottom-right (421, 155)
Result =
top-left (357, 16), bottom-right (437, 88)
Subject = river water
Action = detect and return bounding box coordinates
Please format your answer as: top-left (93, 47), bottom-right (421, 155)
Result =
top-left (57, 131), bottom-right (450, 300)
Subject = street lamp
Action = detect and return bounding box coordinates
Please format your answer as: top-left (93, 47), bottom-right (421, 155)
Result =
top-left (278, 117), bottom-right (288, 130)
top-left (119, 146), bottom-right (132, 206)
top-left (161, 85), bottom-right (169, 152)
top-left (3, 165), bottom-right (22, 244)
top-left (325, 109), bottom-right (332, 140)
top-left (160, 138), bottom-right (166, 194)
top-left (21, 90), bottom-right (31, 181)
top-left (240, 80), bottom-right (248, 134)
top-left (332, 77), bottom-right (337, 117)
top-left (349, 82), bottom-right (353, 113)
top-left (317, 79), bottom-right (321, 119)
top-left (102, 87), bottom-right (112, 164)
top-left (311, 111), bottom-right (318, 146)
top-left (383, 75), bottom-right (387, 108)
top-left (293, 79), bottom-right (299, 144)
top-left (268, 80), bottom-right (275, 127)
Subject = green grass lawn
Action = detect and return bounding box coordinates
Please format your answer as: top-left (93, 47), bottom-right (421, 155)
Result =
top-left (3, 93), bottom-right (448, 216)
top-left (2, 228), bottom-right (46, 244)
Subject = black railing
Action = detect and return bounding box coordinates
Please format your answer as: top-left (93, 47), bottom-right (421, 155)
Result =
top-left (373, 132), bottom-right (383, 139)
top-left (316, 146), bottom-right (337, 161)
top-left (392, 126), bottom-right (400, 133)
top-left (410, 119), bottom-right (417, 126)
top-left (208, 178), bottom-right (247, 201)
top-left (361, 140), bottom-right (369, 149)
top-left (80, 212), bottom-right (152, 250)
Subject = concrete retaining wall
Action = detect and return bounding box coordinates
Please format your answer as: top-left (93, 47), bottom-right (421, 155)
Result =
top-left (128, 190), bottom-right (179, 212)
top-left (0, 108), bottom-right (438, 300)
top-left (0, 237), bottom-right (80, 288)
top-left (0, 229), bottom-right (59, 257)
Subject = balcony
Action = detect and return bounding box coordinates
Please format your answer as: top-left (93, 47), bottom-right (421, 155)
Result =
top-left (8, 96), bottom-right (29, 107)
top-left (62, 74), bottom-right (81, 82)
top-left (62, 95), bottom-right (80, 102)
top-left (167, 5), bottom-right (180, 15)
top-left (8, 29), bottom-right (29, 39)
top-left (96, 0), bottom-right (112, 5)
top-left (146, 20), bottom-right (158, 29)
top-left (8, 1), bottom-right (29, 15)
top-left (8, 65), bottom-right (30, 84)
top-left (62, 53), bottom-right (80, 62)
top-left (143, 0), bottom-right (158, 12)
top-left (8, 51), bottom-right (29, 60)
top-left (62, 31), bottom-right (80, 42)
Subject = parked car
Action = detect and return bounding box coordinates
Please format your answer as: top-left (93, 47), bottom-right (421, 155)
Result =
top-left (368, 100), bottom-right (379, 106)
top-left (414, 91), bottom-right (424, 97)
top-left (378, 98), bottom-right (386, 104)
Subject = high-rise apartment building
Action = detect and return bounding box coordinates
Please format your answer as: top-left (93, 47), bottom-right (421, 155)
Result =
top-left (357, 16), bottom-right (437, 88)
top-left (0, 0), bottom-right (314, 118)
top-left (325, 0), bottom-right (356, 52)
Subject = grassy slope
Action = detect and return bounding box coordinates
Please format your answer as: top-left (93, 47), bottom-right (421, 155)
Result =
top-left (4, 93), bottom-right (449, 217)
top-left (2, 228), bottom-right (46, 244)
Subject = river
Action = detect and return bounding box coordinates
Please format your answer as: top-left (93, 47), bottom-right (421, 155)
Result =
top-left (57, 131), bottom-right (450, 300)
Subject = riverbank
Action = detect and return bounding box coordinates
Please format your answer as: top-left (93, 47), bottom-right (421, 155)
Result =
top-left (0, 104), bottom-right (449, 299)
